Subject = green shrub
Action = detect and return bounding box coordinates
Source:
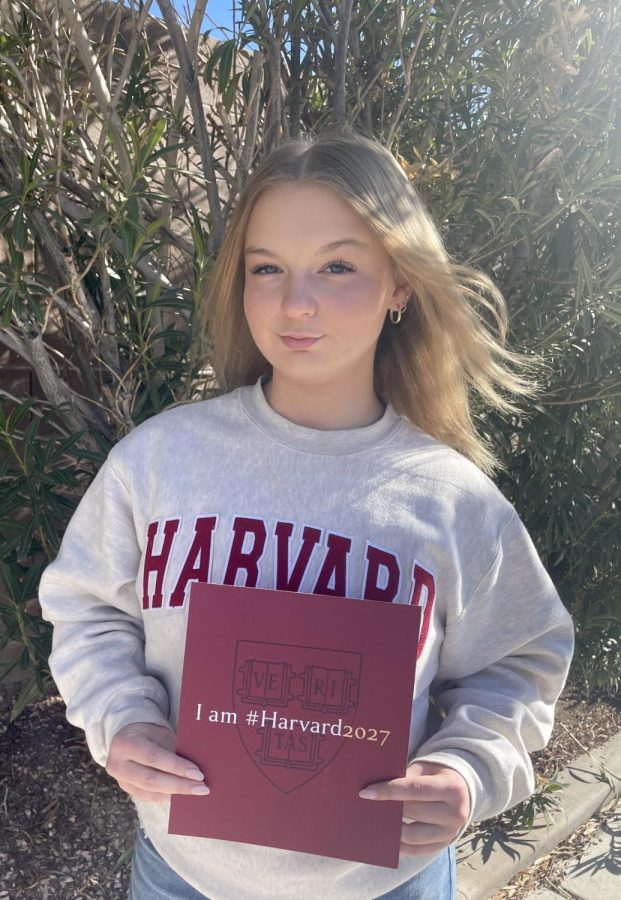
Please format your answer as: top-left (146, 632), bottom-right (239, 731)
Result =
top-left (0, 1), bottom-right (619, 715)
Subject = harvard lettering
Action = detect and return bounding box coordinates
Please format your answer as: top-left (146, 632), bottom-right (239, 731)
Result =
top-left (274, 522), bottom-right (322, 590)
top-left (224, 516), bottom-right (268, 586)
top-left (171, 517), bottom-right (217, 607)
top-left (142, 515), bottom-right (435, 653)
top-left (143, 518), bottom-right (180, 609)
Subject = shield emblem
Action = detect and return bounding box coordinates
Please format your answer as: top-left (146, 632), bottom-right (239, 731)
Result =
top-left (233, 640), bottom-right (361, 793)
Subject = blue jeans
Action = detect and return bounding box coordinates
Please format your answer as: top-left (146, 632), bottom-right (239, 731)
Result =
top-left (128, 827), bottom-right (456, 900)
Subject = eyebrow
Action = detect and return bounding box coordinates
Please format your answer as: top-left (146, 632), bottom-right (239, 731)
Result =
top-left (244, 238), bottom-right (370, 257)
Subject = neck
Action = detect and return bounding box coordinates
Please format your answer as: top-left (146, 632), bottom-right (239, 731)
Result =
top-left (263, 375), bottom-right (385, 430)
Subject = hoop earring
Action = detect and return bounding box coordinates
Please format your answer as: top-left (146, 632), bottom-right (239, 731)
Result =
top-left (389, 306), bottom-right (405, 325)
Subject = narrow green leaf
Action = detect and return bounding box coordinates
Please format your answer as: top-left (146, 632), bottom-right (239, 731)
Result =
top-left (10, 673), bottom-right (43, 721)
top-left (5, 397), bottom-right (36, 433)
top-left (142, 118), bottom-right (167, 167)
top-left (12, 208), bottom-right (27, 249)
top-left (218, 40), bottom-right (235, 97)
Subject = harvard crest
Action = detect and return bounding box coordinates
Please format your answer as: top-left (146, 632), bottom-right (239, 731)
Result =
top-left (234, 641), bottom-right (361, 792)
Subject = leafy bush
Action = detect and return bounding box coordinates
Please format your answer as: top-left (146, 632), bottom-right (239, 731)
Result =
top-left (0, 0), bottom-right (619, 717)
top-left (0, 399), bottom-right (105, 718)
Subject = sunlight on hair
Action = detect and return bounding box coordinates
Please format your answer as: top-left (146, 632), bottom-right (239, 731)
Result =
top-left (200, 127), bottom-right (538, 475)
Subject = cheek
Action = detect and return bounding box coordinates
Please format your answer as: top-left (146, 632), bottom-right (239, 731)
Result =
top-left (243, 286), bottom-right (264, 320)
top-left (335, 280), bottom-right (389, 322)
top-left (243, 292), bottom-right (272, 351)
top-left (244, 279), bottom-right (277, 311)
top-left (338, 272), bottom-right (384, 302)
top-left (242, 288), bottom-right (251, 318)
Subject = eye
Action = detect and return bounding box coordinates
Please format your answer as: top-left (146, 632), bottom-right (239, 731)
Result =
top-left (249, 259), bottom-right (355, 275)
top-left (324, 259), bottom-right (355, 274)
top-left (250, 264), bottom-right (280, 275)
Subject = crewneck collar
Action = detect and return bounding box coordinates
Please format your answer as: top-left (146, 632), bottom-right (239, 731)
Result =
top-left (238, 376), bottom-right (404, 456)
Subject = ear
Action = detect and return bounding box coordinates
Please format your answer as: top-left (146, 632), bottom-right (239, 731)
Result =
top-left (390, 282), bottom-right (411, 311)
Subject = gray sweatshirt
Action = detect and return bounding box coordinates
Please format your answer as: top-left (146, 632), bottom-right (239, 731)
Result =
top-left (39, 375), bottom-right (574, 899)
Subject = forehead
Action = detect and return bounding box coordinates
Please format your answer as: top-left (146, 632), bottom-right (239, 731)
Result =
top-left (245, 182), bottom-right (373, 241)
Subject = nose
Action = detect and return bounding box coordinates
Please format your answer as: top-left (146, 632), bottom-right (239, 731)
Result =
top-left (281, 278), bottom-right (317, 318)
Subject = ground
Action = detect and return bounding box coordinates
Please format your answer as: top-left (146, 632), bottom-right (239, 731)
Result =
top-left (0, 682), bottom-right (619, 900)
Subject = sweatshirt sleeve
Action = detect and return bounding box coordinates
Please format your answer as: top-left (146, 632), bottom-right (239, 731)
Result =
top-left (413, 509), bottom-right (574, 826)
top-left (38, 455), bottom-right (172, 768)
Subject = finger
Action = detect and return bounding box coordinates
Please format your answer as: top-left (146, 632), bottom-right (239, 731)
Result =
top-left (361, 770), bottom-right (469, 806)
top-left (117, 781), bottom-right (173, 803)
top-left (116, 780), bottom-right (208, 803)
top-left (359, 774), bottom-right (442, 803)
top-left (121, 760), bottom-right (210, 797)
top-left (399, 839), bottom-right (450, 858)
top-left (401, 801), bottom-right (461, 826)
top-left (116, 736), bottom-right (204, 781)
top-left (401, 821), bottom-right (447, 845)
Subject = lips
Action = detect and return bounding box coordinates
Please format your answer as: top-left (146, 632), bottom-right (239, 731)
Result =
top-left (279, 335), bottom-right (322, 350)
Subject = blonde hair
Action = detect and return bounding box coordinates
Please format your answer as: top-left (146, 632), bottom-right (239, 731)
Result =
top-left (201, 127), bottom-right (536, 475)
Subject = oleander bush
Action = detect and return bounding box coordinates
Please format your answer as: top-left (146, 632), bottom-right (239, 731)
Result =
top-left (0, 0), bottom-right (619, 719)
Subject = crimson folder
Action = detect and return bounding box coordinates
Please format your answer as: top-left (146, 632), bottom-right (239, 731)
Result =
top-left (168, 583), bottom-right (421, 868)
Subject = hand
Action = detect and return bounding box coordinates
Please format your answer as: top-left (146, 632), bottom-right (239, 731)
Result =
top-left (359, 760), bottom-right (470, 857)
top-left (106, 722), bottom-right (210, 802)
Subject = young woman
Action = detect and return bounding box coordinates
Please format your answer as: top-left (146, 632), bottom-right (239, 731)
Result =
top-left (39, 128), bottom-right (574, 900)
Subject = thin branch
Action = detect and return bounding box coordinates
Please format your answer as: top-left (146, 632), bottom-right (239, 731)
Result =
top-left (238, 50), bottom-right (264, 185)
top-left (386, 7), bottom-right (433, 145)
top-left (541, 390), bottom-right (621, 406)
top-left (157, 0), bottom-right (224, 251)
top-left (66, 317), bottom-right (105, 408)
top-left (58, 0), bottom-right (133, 188)
top-left (257, 0), bottom-right (284, 151)
top-left (57, 194), bottom-right (173, 289)
top-left (215, 101), bottom-right (238, 156)
top-left (39, 282), bottom-right (94, 339)
top-left (57, 170), bottom-right (100, 206)
top-left (334, 0), bottom-right (355, 123)
top-left (431, 0), bottom-right (465, 68)
top-left (28, 207), bottom-right (101, 335)
top-left (312, 0), bottom-right (337, 43)
top-left (349, 57), bottom-right (391, 124)
top-left (288, 6), bottom-right (302, 138)
top-left (92, 0), bottom-right (155, 186)
top-left (95, 250), bottom-right (120, 373)
top-left (23, 327), bottom-right (108, 440)
top-left (0, 52), bottom-right (34, 104)
top-left (105, 0), bottom-right (126, 92)
top-left (157, 0), bottom-right (209, 265)
top-left (24, 38), bottom-right (56, 156)
top-left (358, 0), bottom-right (387, 32)
top-left (0, 328), bottom-right (35, 366)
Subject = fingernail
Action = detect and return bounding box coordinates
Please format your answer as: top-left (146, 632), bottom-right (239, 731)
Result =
top-left (359, 788), bottom-right (378, 799)
top-left (186, 768), bottom-right (204, 780)
top-left (191, 785), bottom-right (210, 795)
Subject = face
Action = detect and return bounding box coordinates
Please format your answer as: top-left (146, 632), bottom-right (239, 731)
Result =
top-left (242, 182), bottom-right (408, 403)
